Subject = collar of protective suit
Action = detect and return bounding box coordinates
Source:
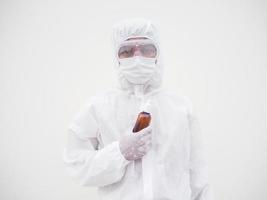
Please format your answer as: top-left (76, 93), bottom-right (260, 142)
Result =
top-left (114, 81), bottom-right (163, 99)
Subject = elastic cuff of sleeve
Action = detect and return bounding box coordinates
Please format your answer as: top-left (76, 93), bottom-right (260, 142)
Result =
top-left (113, 140), bottom-right (131, 166)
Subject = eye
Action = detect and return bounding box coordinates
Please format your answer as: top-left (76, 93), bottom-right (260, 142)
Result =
top-left (141, 44), bottom-right (157, 57)
top-left (118, 46), bottom-right (134, 58)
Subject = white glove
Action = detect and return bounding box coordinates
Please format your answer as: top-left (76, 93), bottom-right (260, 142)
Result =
top-left (119, 125), bottom-right (152, 161)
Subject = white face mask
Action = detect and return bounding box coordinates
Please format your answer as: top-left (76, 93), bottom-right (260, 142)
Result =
top-left (118, 56), bottom-right (157, 85)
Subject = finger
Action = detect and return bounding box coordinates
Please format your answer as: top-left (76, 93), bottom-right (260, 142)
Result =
top-left (140, 133), bottom-right (152, 141)
top-left (145, 139), bottom-right (152, 146)
top-left (137, 150), bottom-right (146, 157)
top-left (135, 132), bottom-right (151, 142)
top-left (137, 137), bottom-right (146, 145)
top-left (138, 140), bottom-right (152, 152)
top-left (145, 141), bottom-right (152, 149)
top-left (142, 143), bottom-right (152, 153)
top-left (132, 154), bottom-right (140, 159)
top-left (137, 145), bottom-right (146, 152)
top-left (131, 151), bottom-right (144, 160)
top-left (139, 128), bottom-right (152, 137)
top-left (138, 125), bottom-right (152, 134)
top-left (136, 136), bottom-right (151, 146)
top-left (138, 146), bottom-right (148, 154)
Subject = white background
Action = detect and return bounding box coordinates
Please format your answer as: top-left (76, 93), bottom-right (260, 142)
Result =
top-left (0, 0), bottom-right (266, 199)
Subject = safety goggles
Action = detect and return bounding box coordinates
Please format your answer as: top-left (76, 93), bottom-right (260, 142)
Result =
top-left (117, 39), bottom-right (157, 59)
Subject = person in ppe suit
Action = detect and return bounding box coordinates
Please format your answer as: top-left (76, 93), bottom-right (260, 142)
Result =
top-left (62, 18), bottom-right (213, 200)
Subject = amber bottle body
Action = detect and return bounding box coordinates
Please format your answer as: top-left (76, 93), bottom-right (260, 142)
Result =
top-left (132, 111), bottom-right (151, 133)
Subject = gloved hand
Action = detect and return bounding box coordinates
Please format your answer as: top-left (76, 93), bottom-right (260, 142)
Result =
top-left (119, 125), bottom-right (152, 161)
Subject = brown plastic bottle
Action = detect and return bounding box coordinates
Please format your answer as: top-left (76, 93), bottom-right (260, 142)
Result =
top-left (132, 111), bottom-right (151, 133)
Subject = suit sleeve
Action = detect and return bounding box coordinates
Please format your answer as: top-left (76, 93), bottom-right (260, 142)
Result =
top-left (62, 100), bottom-right (131, 187)
top-left (185, 97), bottom-right (213, 200)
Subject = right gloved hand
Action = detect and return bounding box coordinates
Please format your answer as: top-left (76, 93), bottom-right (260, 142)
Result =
top-left (119, 125), bottom-right (152, 161)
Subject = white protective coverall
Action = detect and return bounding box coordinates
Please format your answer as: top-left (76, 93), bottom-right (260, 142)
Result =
top-left (62, 18), bottom-right (212, 200)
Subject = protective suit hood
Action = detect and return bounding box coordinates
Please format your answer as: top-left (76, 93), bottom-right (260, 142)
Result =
top-left (111, 18), bottom-right (164, 97)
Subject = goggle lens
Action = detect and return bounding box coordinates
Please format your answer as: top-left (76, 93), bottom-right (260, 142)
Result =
top-left (118, 43), bottom-right (157, 59)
